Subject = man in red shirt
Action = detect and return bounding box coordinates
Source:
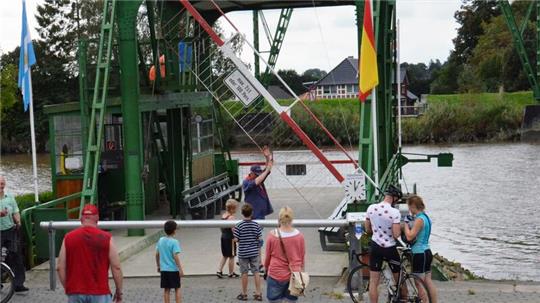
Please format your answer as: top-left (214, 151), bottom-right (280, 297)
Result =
top-left (57, 204), bottom-right (123, 303)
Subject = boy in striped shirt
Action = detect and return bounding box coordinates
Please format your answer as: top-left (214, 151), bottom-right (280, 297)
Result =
top-left (233, 203), bottom-right (263, 301)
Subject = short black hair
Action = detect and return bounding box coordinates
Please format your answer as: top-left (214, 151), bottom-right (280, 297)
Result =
top-left (164, 220), bottom-right (177, 235)
top-left (241, 203), bottom-right (253, 218)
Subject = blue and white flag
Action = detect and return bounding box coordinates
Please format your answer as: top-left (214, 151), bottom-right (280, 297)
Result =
top-left (18, 0), bottom-right (36, 112)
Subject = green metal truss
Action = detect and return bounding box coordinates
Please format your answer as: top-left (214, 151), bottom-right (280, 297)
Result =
top-left (260, 8), bottom-right (293, 85)
top-left (252, 8), bottom-right (293, 85)
top-left (356, 0), bottom-right (399, 203)
top-left (499, 0), bottom-right (540, 101)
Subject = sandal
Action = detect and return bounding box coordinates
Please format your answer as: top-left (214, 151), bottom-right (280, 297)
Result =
top-left (236, 294), bottom-right (248, 301)
top-left (228, 272), bottom-right (240, 278)
top-left (216, 271), bottom-right (224, 279)
top-left (253, 293), bottom-right (263, 301)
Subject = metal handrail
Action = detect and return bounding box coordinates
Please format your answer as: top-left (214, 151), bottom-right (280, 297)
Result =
top-left (40, 219), bottom-right (348, 230)
top-left (21, 191), bottom-right (82, 267)
top-left (40, 218), bottom-right (358, 291)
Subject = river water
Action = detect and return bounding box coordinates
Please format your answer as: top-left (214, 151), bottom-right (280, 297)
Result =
top-left (1, 143), bottom-right (539, 281)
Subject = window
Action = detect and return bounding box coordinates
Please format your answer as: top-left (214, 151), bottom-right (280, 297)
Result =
top-left (53, 115), bottom-right (83, 175)
top-left (286, 164), bottom-right (306, 176)
top-left (337, 85), bottom-right (347, 97)
top-left (192, 114), bottom-right (214, 155)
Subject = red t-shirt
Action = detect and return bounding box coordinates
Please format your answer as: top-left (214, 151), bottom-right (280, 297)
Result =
top-left (64, 226), bottom-right (111, 295)
top-left (264, 229), bottom-right (305, 282)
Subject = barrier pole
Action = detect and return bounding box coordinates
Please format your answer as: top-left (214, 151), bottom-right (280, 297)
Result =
top-left (48, 221), bottom-right (56, 291)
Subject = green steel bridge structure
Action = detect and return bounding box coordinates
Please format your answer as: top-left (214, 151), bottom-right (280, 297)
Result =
top-left (20, 0), bottom-right (539, 267)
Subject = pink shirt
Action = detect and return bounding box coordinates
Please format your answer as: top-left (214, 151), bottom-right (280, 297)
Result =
top-left (264, 229), bottom-right (305, 282)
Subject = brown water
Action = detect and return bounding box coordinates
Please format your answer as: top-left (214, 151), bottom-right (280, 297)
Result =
top-left (0, 153), bottom-right (52, 195)
top-left (1, 143), bottom-right (539, 281)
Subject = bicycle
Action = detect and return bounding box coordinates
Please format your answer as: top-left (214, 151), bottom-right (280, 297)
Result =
top-left (0, 247), bottom-right (15, 303)
top-left (347, 240), bottom-right (432, 303)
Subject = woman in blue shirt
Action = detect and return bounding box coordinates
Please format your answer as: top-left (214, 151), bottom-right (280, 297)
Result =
top-left (403, 195), bottom-right (438, 303)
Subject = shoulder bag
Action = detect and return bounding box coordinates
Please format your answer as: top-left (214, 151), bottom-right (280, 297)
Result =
top-left (276, 229), bottom-right (310, 296)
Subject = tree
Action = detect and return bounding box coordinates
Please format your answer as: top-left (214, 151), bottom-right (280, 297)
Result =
top-left (268, 69), bottom-right (306, 95)
top-left (302, 68), bottom-right (327, 82)
top-left (430, 0), bottom-right (500, 94)
top-left (452, 0), bottom-right (501, 65)
top-left (401, 61), bottom-right (441, 95)
top-left (0, 64), bottom-right (18, 121)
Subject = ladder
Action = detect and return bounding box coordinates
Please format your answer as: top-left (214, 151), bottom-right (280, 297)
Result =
top-left (260, 8), bottom-right (293, 85)
top-left (150, 113), bottom-right (170, 194)
top-left (79, 0), bottom-right (117, 215)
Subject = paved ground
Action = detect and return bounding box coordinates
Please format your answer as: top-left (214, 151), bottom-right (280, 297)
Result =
top-left (121, 188), bottom-right (348, 277)
top-left (10, 271), bottom-right (540, 303)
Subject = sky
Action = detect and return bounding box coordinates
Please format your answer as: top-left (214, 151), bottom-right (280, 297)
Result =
top-left (0, 0), bottom-right (461, 73)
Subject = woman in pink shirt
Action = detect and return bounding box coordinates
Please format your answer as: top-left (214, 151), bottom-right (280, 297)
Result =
top-left (264, 207), bottom-right (305, 302)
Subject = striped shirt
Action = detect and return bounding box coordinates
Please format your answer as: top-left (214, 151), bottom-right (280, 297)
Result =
top-left (233, 219), bottom-right (263, 259)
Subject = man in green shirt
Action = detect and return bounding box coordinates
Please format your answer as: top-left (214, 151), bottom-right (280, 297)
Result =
top-left (0, 176), bottom-right (28, 292)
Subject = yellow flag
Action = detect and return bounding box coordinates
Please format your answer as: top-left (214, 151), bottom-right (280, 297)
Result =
top-left (359, 0), bottom-right (379, 102)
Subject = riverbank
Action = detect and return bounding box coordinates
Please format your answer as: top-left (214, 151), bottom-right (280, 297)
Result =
top-left (402, 91), bottom-right (535, 144)
top-left (220, 91), bottom-right (535, 147)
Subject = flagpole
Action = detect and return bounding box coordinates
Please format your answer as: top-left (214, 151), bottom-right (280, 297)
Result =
top-left (28, 73), bottom-right (39, 203)
top-left (371, 90), bottom-right (379, 187)
top-left (397, 19), bottom-right (402, 151)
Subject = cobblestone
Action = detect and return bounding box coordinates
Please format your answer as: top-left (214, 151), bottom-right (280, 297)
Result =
top-left (9, 271), bottom-right (540, 303)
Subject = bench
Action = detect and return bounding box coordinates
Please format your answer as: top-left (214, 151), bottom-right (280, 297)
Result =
top-left (182, 173), bottom-right (243, 219)
top-left (318, 197), bottom-right (349, 251)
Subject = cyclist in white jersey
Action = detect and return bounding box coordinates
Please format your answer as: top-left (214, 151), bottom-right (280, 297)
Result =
top-left (365, 185), bottom-right (402, 303)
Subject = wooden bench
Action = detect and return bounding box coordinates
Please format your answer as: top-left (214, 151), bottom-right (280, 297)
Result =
top-left (318, 197), bottom-right (349, 251)
top-left (182, 173), bottom-right (243, 219)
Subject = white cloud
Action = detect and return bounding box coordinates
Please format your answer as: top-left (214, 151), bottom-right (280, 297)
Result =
top-left (0, 0), bottom-right (461, 72)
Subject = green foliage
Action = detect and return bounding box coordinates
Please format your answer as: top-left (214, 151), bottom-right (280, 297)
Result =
top-left (401, 60), bottom-right (442, 95)
top-left (402, 92), bottom-right (532, 143)
top-left (14, 191), bottom-right (54, 211)
top-left (0, 63), bottom-right (18, 120)
top-left (457, 64), bottom-right (484, 93)
top-left (221, 99), bottom-right (360, 147)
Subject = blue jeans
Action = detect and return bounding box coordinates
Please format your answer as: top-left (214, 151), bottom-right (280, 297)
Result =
top-left (266, 276), bottom-right (298, 302)
top-left (67, 294), bottom-right (112, 303)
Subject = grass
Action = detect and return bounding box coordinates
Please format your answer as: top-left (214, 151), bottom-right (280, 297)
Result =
top-left (220, 98), bottom-right (360, 147)
top-left (14, 191), bottom-right (54, 211)
top-left (402, 91), bottom-right (535, 143)
top-left (218, 91), bottom-right (535, 147)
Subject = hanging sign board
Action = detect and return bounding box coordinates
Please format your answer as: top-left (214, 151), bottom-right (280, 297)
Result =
top-left (224, 69), bottom-right (260, 106)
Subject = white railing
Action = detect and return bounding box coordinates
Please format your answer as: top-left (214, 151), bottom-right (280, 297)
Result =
top-left (40, 219), bottom-right (359, 291)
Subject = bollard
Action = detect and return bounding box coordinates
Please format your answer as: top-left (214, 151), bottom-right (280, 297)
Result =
top-left (48, 221), bottom-right (56, 291)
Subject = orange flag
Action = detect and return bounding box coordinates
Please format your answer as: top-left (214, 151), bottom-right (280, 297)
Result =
top-left (358, 0), bottom-right (379, 102)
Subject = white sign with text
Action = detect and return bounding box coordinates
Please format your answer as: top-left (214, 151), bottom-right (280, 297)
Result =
top-left (224, 69), bottom-right (260, 106)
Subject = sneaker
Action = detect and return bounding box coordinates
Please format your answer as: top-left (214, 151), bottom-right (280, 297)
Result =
top-left (216, 271), bottom-right (224, 279)
top-left (15, 286), bottom-right (29, 292)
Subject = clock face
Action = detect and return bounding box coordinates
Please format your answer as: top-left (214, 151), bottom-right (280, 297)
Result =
top-left (343, 173), bottom-right (366, 202)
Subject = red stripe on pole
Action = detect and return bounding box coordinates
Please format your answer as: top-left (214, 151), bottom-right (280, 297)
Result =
top-left (178, 0), bottom-right (224, 46)
top-left (279, 112), bottom-right (344, 183)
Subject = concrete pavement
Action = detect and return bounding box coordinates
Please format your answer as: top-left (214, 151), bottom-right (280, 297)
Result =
top-left (11, 271), bottom-right (540, 303)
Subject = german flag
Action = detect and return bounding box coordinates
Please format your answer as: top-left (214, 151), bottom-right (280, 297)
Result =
top-left (358, 0), bottom-right (378, 102)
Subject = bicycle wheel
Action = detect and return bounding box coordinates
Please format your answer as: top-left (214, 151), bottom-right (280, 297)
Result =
top-left (347, 264), bottom-right (370, 303)
top-left (398, 274), bottom-right (432, 303)
top-left (0, 263), bottom-right (15, 303)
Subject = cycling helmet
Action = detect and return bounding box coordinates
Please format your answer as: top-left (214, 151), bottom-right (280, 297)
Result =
top-left (383, 184), bottom-right (403, 199)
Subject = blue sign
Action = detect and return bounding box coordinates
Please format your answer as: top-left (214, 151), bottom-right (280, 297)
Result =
top-left (178, 42), bottom-right (193, 72)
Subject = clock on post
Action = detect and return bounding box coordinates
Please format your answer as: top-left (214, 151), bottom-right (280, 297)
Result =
top-left (343, 173), bottom-right (366, 202)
